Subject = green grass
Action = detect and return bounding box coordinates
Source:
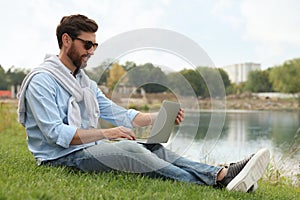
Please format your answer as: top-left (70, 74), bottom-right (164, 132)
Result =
top-left (0, 103), bottom-right (299, 200)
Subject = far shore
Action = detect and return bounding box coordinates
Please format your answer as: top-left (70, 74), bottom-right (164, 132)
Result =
top-left (1, 93), bottom-right (299, 111)
top-left (111, 92), bottom-right (300, 111)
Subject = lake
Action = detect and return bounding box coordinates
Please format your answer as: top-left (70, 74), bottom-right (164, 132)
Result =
top-left (166, 110), bottom-right (299, 181)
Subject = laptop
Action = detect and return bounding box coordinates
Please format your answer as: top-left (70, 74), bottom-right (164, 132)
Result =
top-left (113, 100), bottom-right (181, 144)
top-left (143, 100), bottom-right (180, 144)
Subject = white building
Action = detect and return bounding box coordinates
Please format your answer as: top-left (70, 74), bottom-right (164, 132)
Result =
top-left (223, 62), bottom-right (261, 84)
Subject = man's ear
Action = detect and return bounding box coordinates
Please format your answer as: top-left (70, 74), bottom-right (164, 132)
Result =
top-left (61, 33), bottom-right (72, 48)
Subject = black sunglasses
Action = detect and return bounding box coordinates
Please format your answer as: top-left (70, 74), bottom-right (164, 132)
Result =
top-left (71, 36), bottom-right (98, 50)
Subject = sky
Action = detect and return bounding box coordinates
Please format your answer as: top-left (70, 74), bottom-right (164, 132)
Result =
top-left (1, 0), bottom-right (300, 71)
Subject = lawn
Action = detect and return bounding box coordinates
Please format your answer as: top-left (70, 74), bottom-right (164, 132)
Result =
top-left (0, 103), bottom-right (299, 200)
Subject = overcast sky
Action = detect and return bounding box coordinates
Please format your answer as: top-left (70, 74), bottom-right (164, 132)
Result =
top-left (1, 0), bottom-right (299, 71)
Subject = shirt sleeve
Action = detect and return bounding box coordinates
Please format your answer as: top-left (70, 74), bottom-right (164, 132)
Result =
top-left (26, 73), bottom-right (77, 148)
top-left (91, 82), bottom-right (139, 129)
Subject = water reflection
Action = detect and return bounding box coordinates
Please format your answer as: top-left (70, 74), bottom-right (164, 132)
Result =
top-left (168, 110), bottom-right (300, 165)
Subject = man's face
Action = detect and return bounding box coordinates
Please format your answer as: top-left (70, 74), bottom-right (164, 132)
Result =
top-left (67, 32), bottom-right (97, 69)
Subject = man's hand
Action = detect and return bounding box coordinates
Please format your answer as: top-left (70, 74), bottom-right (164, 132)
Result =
top-left (132, 108), bottom-right (184, 128)
top-left (101, 126), bottom-right (136, 140)
top-left (71, 126), bottom-right (136, 145)
top-left (175, 108), bottom-right (184, 125)
top-left (71, 108), bottom-right (183, 145)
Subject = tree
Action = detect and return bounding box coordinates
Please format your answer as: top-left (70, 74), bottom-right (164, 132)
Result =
top-left (269, 58), bottom-right (300, 107)
top-left (180, 69), bottom-right (206, 97)
top-left (196, 67), bottom-right (227, 98)
top-left (218, 68), bottom-right (232, 94)
top-left (127, 63), bottom-right (167, 93)
top-left (269, 58), bottom-right (300, 94)
top-left (0, 65), bottom-right (8, 90)
top-left (244, 70), bottom-right (273, 92)
top-left (6, 66), bottom-right (28, 87)
top-left (166, 72), bottom-right (196, 96)
top-left (123, 61), bottom-right (137, 71)
top-left (169, 67), bottom-right (229, 98)
top-left (106, 63), bottom-right (127, 90)
top-left (85, 59), bottom-right (114, 84)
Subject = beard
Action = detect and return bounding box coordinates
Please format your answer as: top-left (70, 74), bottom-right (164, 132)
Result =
top-left (67, 43), bottom-right (90, 70)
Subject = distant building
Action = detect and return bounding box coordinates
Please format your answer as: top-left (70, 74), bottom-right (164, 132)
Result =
top-left (223, 62), bottom-right (261, 84)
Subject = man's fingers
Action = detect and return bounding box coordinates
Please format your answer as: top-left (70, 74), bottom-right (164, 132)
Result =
top-left (119, 126), bottom-right (136, 140)
top-left (175, 109), bottom-right (184, 124)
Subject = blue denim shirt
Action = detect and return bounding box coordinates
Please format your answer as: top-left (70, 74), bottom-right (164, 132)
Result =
top-left (24, 68), bottom-right (139, 163)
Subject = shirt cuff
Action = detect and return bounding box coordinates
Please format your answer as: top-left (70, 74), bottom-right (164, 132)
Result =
top-left (128, 109), bottom-right (139, 121)
top-left (56, 125), bottom-right (77, 148)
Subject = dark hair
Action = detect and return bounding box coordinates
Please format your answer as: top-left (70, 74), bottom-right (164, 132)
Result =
top-left (56, 14), bottom-right (98, 49)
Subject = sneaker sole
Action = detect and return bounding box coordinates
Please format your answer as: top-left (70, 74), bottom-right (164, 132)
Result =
top-left (226, 148), bottom-right (270, 192)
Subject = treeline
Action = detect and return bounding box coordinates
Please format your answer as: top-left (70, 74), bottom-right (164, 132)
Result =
top-left (1, 57), bottom-right (299, 98)
top-left (86, 62), bottom-right (231, 98)
top-left (0, 66), bottom-right (29, 90)
top-left (86, 57), bottom-right (300, 98)
top-left (242, 58), bottom-right (300, 95)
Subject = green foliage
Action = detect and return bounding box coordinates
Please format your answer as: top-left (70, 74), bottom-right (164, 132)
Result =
top-left (2, 56), bottom-right (300, 100)
top-left (244, 70), bottom-right (273, 92)
top-left (123, 61), bottom-right (137, 71)
top-left (0, 65), bottom-right (8, 90)
top-left (171, 67), bottom-right (229, 98)
top-left (269, 58), bottom-right (300, 94)
top-left (142, 104), bottom-right (150, 111)
top-left (6, 66), bottom-right (28, 86)
top-left (128, 104), bottom-right (149, 111)
top-left (166, 70), bottom-right (198, 96)
top-left (218, 68), bottom-right (231, 90)
top-left (180, 68), bottom-right (206, 96)
top-left (0, 65), bottom-right (28, 90)
top-left (85, 65), bottom-right (109, 84)
top-left (85, 59), bottom-right (113, 84)
top-left (84, 59), bottom-right (112, 85)
top-left (127, 63), bottom-right (168, 93)
top-left (196, 67), bottom-right (227, 98)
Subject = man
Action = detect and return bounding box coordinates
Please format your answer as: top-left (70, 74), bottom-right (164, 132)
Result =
top-left (17, 14), bottom-right (270, 192)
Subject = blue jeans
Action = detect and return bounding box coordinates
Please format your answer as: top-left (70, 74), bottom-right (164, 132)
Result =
top-left (43, 141), bottom-right (222, 186)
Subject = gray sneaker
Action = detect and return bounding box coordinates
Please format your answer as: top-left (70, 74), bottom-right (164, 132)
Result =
top-left (218, 148), bottom-right (270, 192)
top-left (221, 159), bottom-right (259, 192)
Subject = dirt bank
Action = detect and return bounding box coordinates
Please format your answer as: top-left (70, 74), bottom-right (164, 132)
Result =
top-left (119, 93), bottom-right (299, 111)
top-left (1, 93), bottom-right (299, 111)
